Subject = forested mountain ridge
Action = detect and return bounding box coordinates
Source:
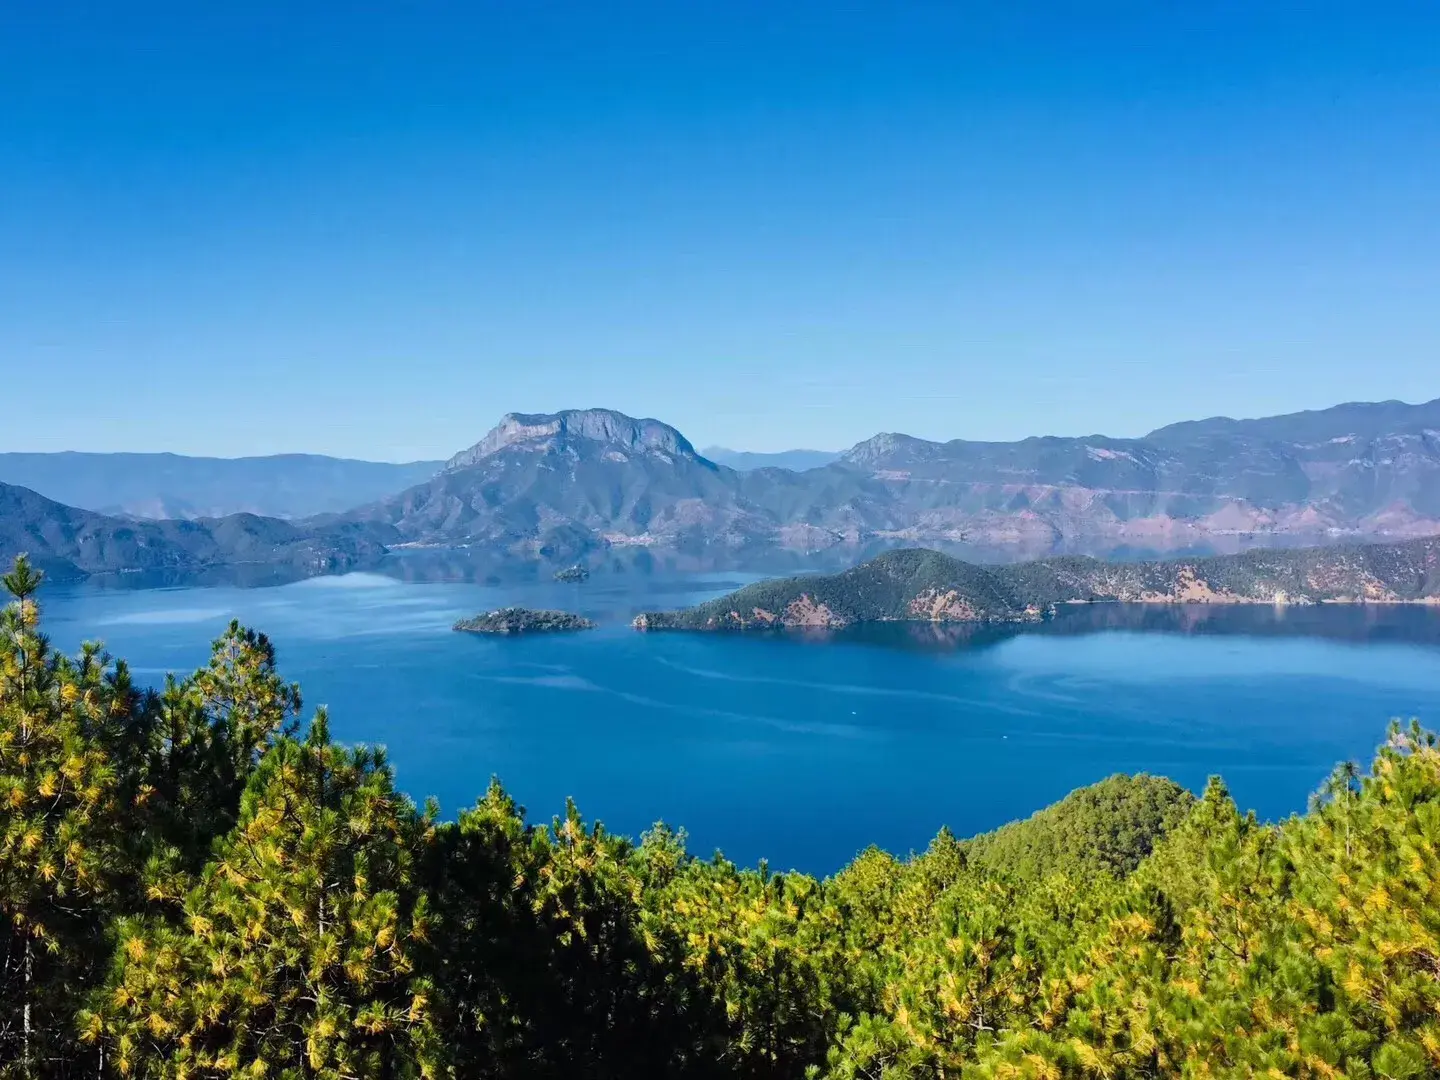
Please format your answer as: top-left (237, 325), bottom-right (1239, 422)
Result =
top-left (960, 773), bottom-right (1197, 881)
top-left (3, 554), bottom-right (1440, 1078)
top-left (0, 480), bottom-right (393, 578)
top-left (0, 451), bottom-right (442, 519)
top-left (635, 537), bottom-right (1440, 629)
top-left (337, 399), bottom-right (1440, 556)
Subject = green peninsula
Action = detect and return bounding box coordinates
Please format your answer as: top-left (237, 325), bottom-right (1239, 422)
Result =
top-left (454, 607), bottom-right (596, 634)
top-left (633, 537), bottom-right (1440, 630)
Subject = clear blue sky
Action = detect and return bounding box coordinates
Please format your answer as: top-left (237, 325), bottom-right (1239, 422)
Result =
top-left (3, 2), bottom-right (1438, 461)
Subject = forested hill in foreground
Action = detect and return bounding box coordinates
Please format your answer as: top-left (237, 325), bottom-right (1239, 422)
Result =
top-left (636, 537), bottom-right (1440, 629)
top-left (3, 553), bottom-right (1440, 1078)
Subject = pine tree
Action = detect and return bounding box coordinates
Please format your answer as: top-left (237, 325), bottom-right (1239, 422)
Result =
top-left (190, 620), bottom-right (301, 796)
top-left (123, 622), bottom-right (310, 904)
top-left (425, 779), bottom-right (541, 1077)
top-left (516, 799), bottom-right (706, 1076)
top-left (92, 713), bottom-right (443, 1079)
top-left (0, 556), bottom-right (142, 1077)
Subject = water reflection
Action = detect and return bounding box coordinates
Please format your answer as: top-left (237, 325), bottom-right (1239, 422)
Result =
top-left (372, 533), bottom-right (1373, 585)
top-left (770, 603), bottom-right (1440, 654)
top-left (74, 531), bottom-right (1425, 596)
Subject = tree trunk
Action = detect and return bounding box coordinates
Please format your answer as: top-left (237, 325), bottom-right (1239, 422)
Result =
top-left (23, 934), bottom-right (32, 1075)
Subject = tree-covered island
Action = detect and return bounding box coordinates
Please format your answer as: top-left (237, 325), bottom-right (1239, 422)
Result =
top-left (454, 607), bottom-right (596, 634)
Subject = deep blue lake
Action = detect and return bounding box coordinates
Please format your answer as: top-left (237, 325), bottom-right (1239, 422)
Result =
top-left (36, 566), bottom-right (1440, 873)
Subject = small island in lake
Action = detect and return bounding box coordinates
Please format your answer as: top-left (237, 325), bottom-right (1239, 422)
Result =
top-left (454, 607), bottom-right (596, 634)
top-left (553, 564), bottom-right (591, 583)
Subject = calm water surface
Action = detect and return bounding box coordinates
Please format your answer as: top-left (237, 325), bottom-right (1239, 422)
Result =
top-left (38, 569), bottom-right (1440, 872)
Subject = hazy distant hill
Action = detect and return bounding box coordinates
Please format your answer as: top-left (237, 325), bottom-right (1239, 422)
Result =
top-left (826, 396), bottom-right (1440, 546)
top-left (0, 452), bottom-right (442, 519)
top-left (1146, 397), bottom-right (1440, 444)
top-left (701, 447), bottom-right (840, 471)
top-left (0, 480), bottom-right (393, 579)
top-left (634, 538), bottom-right (1440, 630)
top-left (344, 399), bottom-right (1440, 556)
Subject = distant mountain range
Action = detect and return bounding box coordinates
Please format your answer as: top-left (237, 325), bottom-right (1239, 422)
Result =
top-left (0, 481), bottom-right (391, 580)
top-left (701, 447), bottom-right (840, 472)
top-left (338, 399), bottom-right (1440, 555)
top-left (0, 452), bottom-right (442, 519)
top-left (3, 396), bottom-right (1439, 576)
top-left (633, 538), bottom-right (1440, 630)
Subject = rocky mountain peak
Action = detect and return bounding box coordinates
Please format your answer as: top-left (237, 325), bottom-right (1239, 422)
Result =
top-left (840, 432), bottom-right (932, 468)
top-left (444, 408), bottom-right (703, 471)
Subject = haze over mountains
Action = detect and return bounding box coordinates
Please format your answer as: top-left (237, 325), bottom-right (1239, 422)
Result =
top-left (0, 481), bottom-right (390, 579)
top-left (702, 447), bottom-right (841, 472)
top-left (0, 452), bottom-right (442, 519)
top-left (2, 396), bottom-right (1438, 576)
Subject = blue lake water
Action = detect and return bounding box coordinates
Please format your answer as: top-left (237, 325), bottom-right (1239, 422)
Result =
top-left (36, 568), bottom-right (1440, 873)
